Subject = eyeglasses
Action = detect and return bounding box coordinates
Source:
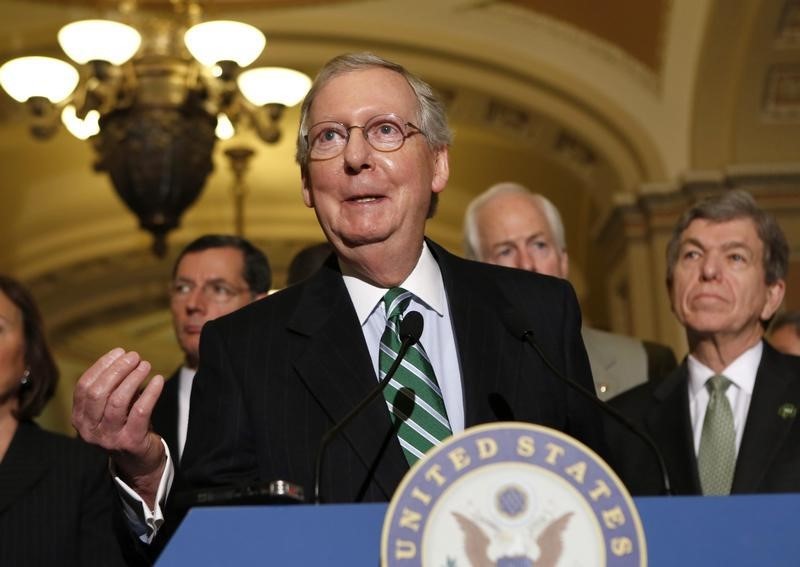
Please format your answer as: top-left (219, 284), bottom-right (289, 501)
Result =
top-left (305, 114), bottom-right (423, 160)
top-left (170, 280), bottom-right (249, 304)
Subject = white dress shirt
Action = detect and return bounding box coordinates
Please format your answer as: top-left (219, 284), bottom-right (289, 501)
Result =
top-left (116, 367), bottom-right (194, 542)
top-left (341, 241), bottom-right (465, 433)
top-left (176, 366), bottom-right (195, 461)
top-left (687, 340), bottom-right (761, 457)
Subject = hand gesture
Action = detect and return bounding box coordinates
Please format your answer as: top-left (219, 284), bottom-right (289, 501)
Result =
top-left (72, 348), bottom-right (166, 507)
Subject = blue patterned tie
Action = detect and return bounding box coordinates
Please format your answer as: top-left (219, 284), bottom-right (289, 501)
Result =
top-left (379, 287), bottom-right (451, 464)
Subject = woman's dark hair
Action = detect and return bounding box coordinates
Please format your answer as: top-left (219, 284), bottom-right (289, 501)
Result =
top-left (0, 275), bottom-right (58, 420)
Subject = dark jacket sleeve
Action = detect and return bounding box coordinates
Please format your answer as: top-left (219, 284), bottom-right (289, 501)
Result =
top-left (644, 340), bottom-right (678, 384)
top-left (76, 442), bottom-right (130, 566)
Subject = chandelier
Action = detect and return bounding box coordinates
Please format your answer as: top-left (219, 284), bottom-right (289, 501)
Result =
top-left (0, 2), bottom-right (311, 256)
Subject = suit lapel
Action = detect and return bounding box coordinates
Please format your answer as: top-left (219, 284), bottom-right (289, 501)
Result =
top-left (428, 241), bottom-right (521, 426)
top-left (645, 365), bottom-right (702, 494)
top-left (0, 422), bottom-right (50, 514)
top-left (733, 344), bottom-right (799, 492)
top-left (288, 260), bottom-right (408, 498)
top-left (152, 367), bottom-right (181, 461)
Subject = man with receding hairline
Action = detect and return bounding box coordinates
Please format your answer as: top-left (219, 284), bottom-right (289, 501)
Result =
top-left (464, 182), bottom-right (677, 400)
top-left (72, 53), bottom-right (607, 552)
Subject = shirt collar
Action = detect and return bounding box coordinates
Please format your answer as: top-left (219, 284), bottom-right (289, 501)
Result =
top-left (687, 340), bottom-right (762, 396)
top-left (341, 242), bottom-right (445, 325)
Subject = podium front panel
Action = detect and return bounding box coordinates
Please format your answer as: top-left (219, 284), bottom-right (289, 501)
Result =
top-left (157, 494), bottom-right (800, 565)
top-left (157, 503), bottom-right (386, 566)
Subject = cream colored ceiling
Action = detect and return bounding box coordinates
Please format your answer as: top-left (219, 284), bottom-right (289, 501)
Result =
top-left (692, 0), bottom-right (800, 168)
top-left (0, 0), bottom-right (798, 432)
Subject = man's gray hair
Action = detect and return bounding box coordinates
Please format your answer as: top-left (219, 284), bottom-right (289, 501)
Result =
top-left (463, 182), bottom-right (567, 260)
top-left (665, 189), bottom-right (789, 287)
top-left (295, 52), bottom-right (452, 180)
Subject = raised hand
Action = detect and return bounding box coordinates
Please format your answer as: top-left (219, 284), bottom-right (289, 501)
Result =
top-left (72, 348), bottom-right (166, 508)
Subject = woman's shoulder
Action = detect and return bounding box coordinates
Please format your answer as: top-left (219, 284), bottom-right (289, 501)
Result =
top-left (18, 421), bottom-right (107, 466)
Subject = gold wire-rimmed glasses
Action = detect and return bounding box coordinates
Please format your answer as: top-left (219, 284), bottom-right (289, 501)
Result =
top-left (305, 113), bottom-right (422, 160)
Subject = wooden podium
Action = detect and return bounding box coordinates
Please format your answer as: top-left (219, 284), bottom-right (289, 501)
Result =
top-left (157, 493), bottom-right (800, 565)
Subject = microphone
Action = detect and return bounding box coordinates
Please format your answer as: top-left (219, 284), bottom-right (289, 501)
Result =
top-left (173, 479), bottom-right (305, 510)
top-left (509, 319), bottom-right (672, 496)
top-left (313, 310), bottom-right (425, 504)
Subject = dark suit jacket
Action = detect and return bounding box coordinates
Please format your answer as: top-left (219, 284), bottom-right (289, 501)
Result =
top-left (179, 240), bottom-right (607, 503)
top-left (643, 340), bottom-right (678, 384)
top-left (607, 342), bottom-right (800, 495)
top-left (151, 367), bottom-right (182, 463)
top-left (0, 421), bottom-right (127, 566)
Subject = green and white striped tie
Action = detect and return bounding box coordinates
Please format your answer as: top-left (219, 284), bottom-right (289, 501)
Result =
top-left (379, 287), bottom-right (451, 464)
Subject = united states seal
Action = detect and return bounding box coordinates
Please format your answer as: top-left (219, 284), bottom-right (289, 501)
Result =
top-left (381, 422), bottom-right (646, 566)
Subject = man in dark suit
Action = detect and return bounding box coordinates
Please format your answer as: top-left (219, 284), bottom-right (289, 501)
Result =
top-left (463, 182), bottom-right (677, 400)
top-left (150, 235), bottom-right (270, 463)
top-left (607, 190), bottom-right (799, 496)
top-left (71, 52), bottom-right (606, 544)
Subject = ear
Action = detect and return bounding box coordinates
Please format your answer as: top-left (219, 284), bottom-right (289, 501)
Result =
top-left (560, 250), bottom-right (570, 279)
top-left (431, 147), bottom-right (449, 194)
top-left (668, 281), bottom-right (679, 319)
top-left (301, 175), bottom-right (314, 208)
top-left (761, 278), bottom-right (786, 321)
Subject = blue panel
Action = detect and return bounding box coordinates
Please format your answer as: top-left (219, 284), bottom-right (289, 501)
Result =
top-left (157, 494), bottom-right (800, 566)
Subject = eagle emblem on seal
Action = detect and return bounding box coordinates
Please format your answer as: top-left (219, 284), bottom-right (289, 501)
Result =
top-left (451, 485), bottom-right (573, 567)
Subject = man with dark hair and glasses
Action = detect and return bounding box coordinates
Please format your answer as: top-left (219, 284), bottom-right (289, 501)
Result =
top-left (151, 235), bottom-right (271, 464)
top-left (72, 52), bottom-right (605, 549)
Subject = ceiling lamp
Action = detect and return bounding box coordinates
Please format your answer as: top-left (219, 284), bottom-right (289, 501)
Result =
top-left (0, 4), bottom-right (311, 256)
top-left (0, 56), bottom-right (80, 104)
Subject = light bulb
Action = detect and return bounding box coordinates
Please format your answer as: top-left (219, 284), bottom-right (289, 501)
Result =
top-left (61, 105), bottom-right (100, 140)
top-left (215, 113), bottom-right (235, 140)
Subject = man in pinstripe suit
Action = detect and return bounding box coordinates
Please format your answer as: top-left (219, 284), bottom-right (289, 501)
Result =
top-left (72, 52), bottom-right (607, 549)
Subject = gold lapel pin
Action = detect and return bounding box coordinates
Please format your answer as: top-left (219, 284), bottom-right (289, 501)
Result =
top-left (778, 403), bottom-right (797, 420)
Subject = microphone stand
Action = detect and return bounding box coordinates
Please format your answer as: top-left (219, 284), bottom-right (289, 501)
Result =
top-left (520, 329), bottom-right (673, 496)
top-left (313, 311), bottom-right (424, 504)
